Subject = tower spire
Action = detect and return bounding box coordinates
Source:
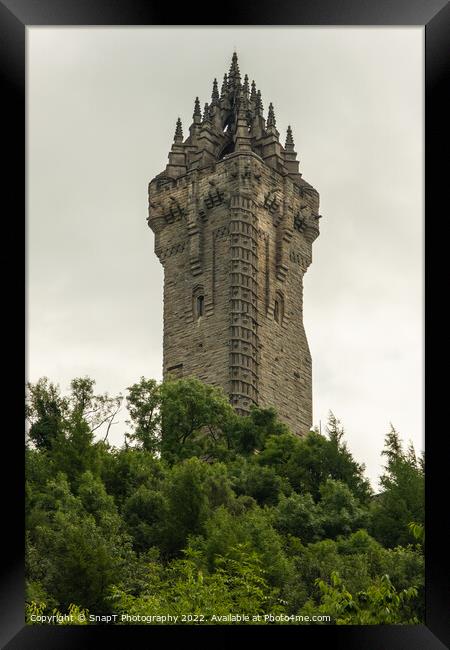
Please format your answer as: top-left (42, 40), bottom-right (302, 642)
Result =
top-left (285, 125), bottom-right (295, 150)
top-left (251, 88), bottom-right (265, 139)
top-left (229, 51), bottom-right (239, 76)
top-left (227, 51), bottom-right (241, 93)
top-left (283, 124), bottom-right (300, 176)
top-left (267, 102), bottom-right (276, 128)
top-left (234, 86), bottom-right (252, 152)
top-left (221, 73), bottom-right (228, 98)
top-left (193, 96), bottom-right (201, 120)
top-left (211, 78), bottom-right (219, 105)
top-left (174, 117), bottom-right (183, 143)
top-left (189, 97), bottom-right (202, 141)
top-left (256, 90), bottom-right (263, 115)
top-left (202, 102), bottom-right (211, 123)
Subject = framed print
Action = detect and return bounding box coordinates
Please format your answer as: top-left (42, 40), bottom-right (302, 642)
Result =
top-left (1, 0), bottom-right (449, 647)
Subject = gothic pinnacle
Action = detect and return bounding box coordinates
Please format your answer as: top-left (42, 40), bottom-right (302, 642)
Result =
top-left (174, 117), bottom-right (183, 142)
top-left (228, 51), bottom-right (241, 89)
top-left (203, 102), bottom-right (211, 123)
top-left (250, 80), bottom-right (257, 103)
top-left (285, 125), bottom-right (295, 150)
top-left (229, 51), bottom-right (239, 75)
top-left (238, 84), bottom-right (248, 107)
top-left (221, 73), bottom-right (228, 97)
top-left (267, 102), bottom-right (276, 127)
top-left (193, 96), bottom-right (201, 119)
top-left (256, 89), bottom-right (263, 114)
top-left (211, 78), bottom-right (219, 104)
top-left (243, 74), bottom-right (249, 94)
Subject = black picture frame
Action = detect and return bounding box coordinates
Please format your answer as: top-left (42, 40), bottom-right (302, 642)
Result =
top-left (1, 1), bottom-right (448, 647)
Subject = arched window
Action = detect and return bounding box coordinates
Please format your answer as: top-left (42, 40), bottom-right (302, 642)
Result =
top-left (274, 299), bottom-right (280, 323)
top-left (196, 294), bottom-right (204, 318)
top-left (193, 285), bottom-right (205, 320)
top-left (274, 291), bottom-right (284, 324)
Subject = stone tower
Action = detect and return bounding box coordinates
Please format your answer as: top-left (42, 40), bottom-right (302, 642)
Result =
top-left (147, 53), bottom-right (321, 436)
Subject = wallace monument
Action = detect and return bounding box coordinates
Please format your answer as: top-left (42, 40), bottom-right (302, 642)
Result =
top-left (147, 53), bottom-right (321, 437)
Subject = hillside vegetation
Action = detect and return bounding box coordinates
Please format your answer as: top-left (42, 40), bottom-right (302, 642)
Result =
top-left (25, 376), bottom-right (424, 625)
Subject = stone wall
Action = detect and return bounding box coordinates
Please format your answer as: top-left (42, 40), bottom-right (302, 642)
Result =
top-left (148, 150), bottom-right (319, 436)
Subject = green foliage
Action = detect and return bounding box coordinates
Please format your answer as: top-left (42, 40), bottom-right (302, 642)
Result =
top-left (191, 504), bottom-right (292, 588)
top-left (159, 378), bottom-right (236, 464)
top-left (26, 471), bottom-right (135, 611)
top-left (122, 485), bottom-right (168, 553)
top-left (26, 378), bottom-right (67, 451)
top-left (26, 376), bottom-right (122, 489)
top-left (228, 456), bottom-right (288, 506)
top-left (25, 375), bottom-right (424, 625)
top-left (319, 479), bottom-right (368, 539)
top-left (26, 601), bottom-right (89, 625)
top-left (370, 426), bottom-right (424, 548)
top-left (257, 413), bottom-right (372, 504)
top-left (408, 522), bottom-right (425, 544)
top-left (228, 406), bottom-right (290, 455)
top-left (300, 571), bottom-right (419, 624)
top-left (160, 458), bottom-right (234, 556)
top-left (100, 447), bottom-right (166, 508)
top-left (274, 492), bottom-right (323, 543)
top-left (125, 377), bottom-right (161, 453)
top-left (111, 545), bottom-right (281, 623)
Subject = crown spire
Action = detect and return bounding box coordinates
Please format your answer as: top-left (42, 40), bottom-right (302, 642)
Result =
top-left (202, 102), bottom-right (211, 123)
top-left (228, 51), bottom-right (241, 91)
top-left (234, 86), bottom-right (252, 152)
top-left (229, 51), bottom-right (239, 76)
top-left (174, 117), bottom-right (183, 143)
top-left (256, 90), bottom-right (263, 114)
top-left (283, 124), bottom-right (300, 176)
top-left (193, 96), bottom-right (201, 119)
top-left (237, 84), bottom-right (249, 112)
top-left (267, 102), bottom-right (276, 128)
top-left (211, 78), bottom-right (219, 104)
top-left (221, 73), bottom-right (228, 97)
top-left (285, 125), bottom-right (295, 150)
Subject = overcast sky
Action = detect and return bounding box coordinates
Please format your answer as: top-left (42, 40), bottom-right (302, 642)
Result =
top-left (27, 27), bottom-right (423, 488)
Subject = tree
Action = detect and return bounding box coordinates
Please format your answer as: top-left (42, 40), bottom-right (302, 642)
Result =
top-left (258, 413), bottom-right (371, 504)
top-left (122, 484), bottom-right (168, 552)
top-left (160, 458), bottom-right (233, 556)
top-left (27, 472), bottom-right (134, 612)
top-left (370, 427), bottom-right (424, 548)
top-left (68, 377), bottom-right (122, 443)
top-left (26, 376), bottom-right (122, 487)
top-left (100, 447), bottom-right (166, 509)
top-left (193, 503), bottom-right (293, 589)
top-left (111, 545), bottom-right (281, 623)
top-left (274, 492), bottom-right (323, 543)
top-left (300, 571), bottom-right (419, 624)
top-left (125, 377), bottom-right (161, 453)
top-left (159, 378), bottom-right (235, 463)
top-left (26, 378), bottom-right (68, 451)
top-left (25, 374), bottom-right (424, 625)
top-left (228, 456), bottom-right (288, 506)
top-left (318, 479), bottom-right (368, 540)
top-left (229, 406), bottom-right (290, 455)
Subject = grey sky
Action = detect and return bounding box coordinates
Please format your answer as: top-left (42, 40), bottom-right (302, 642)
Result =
top-left (27, 27), bottom-right (423, 488)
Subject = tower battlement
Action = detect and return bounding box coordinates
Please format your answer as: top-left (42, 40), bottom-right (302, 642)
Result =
top-left (147, 53), bottom-right (321, 436)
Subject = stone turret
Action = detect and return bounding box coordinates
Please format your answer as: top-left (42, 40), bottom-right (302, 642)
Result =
top-left (147, 53), bottom-right (321, 436)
